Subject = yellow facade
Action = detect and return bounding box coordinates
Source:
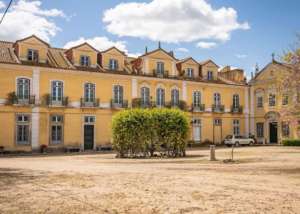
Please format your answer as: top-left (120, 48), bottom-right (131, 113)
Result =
top-left (3, 35), bottom-right (293, 152)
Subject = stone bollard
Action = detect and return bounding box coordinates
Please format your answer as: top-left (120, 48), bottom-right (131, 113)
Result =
top-left (210, 145), bottom-right (216, 161)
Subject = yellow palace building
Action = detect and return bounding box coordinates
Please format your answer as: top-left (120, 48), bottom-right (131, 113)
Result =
top-left (0, 35), bottom-right (298, 152)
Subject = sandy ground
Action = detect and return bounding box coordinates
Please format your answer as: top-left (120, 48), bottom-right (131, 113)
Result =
top-left (0, 146), bottom-right (299, 214)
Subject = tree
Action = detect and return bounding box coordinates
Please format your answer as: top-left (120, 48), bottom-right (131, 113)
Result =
top-left (278, 35), bottom-right (300, 132)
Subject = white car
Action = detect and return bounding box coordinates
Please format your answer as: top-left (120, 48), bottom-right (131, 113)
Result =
top-left (224, 135), bottom-right (255, 147)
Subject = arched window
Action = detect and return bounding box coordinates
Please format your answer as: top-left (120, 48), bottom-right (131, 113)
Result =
top-left (156, 88), bottom-right (165, 107)
top-left (141, 87), bottom-right (150, 105)
top-left (193, 91), bottom-right (201, 106)
top-left (233, 94), bottom-right (239, 108)
top-left (214, 93), bottom-right (221, 106)
top-left (17, 78), bottom-right (30, 100)
top-left (171, 88), bottom-right (179, 106)
top-left (114, 85), bottom-right (123, 104)
top-left (84, 83), bottom-right (95, 102)
top-left (51, 81), bottom-right (63, 101)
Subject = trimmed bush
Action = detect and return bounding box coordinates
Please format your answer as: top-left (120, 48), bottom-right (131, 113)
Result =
top-left (112, 108), bottom-right (189, 158)
top-left (282, 139), bottom-right (300, 146)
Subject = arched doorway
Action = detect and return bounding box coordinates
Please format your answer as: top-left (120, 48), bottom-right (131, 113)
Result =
top-left (265, 112), bottom-right (280, 144)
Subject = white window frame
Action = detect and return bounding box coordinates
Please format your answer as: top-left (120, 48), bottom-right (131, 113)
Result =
top-left (50, 115), bottom-right (63, 145)
top-left (157, 62), bottom-right (164, 75)
top-left (84, 83), bottom-right (96, 103)
top-left (187, 68), bottom-right (194, 78)
top-left (282, 94), bottom-right (289, 106)
top-left (109, 59), bottom-right (118, 70)
top-left (233, 120), bottom-right (240, 136)
top-left (141, 87), bottom-right (150, 105)
top-left (282, 122), bottom-right (290, 137)
top-left (269, 94), bottom-right (276, 107)
top-left (27, 49), bottom-right (38, 62)
top-left (207, 71), bottom-right (213, 80)
top-left (193, 91), bottom-right (201, 106)
top-left (171, 88), bottom-right (179, 106)
top-left (256, 123), bottom-right (264, 138)
top-left (233, 94), bottom-right (240, 108)
top-left (156, 87), bottom-right (165, 107)
top-left (113, 85), bottom-right (124, 104)
top-left (214, 93), bottom-right (221, 106)
top-left (16, 114), bottom-right (31, 145)
top-left (17, 78), bottom-right (31, 100)
top-left (257, 96), bottom-right (263, 108)
top-left (51, 80), bottom-right (63, 102)
top-left (80, 55), bottom-right (90, 67)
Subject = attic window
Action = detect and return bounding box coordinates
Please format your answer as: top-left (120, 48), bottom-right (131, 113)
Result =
top-left (187, 68), bottom-right (194, 78)
top-left (109, 59), bottom-right (118, 70)
top-left (27, 49), bottom-right (39, 62)
top-left (207, 71), bottom-right (213, 80)
top-left (80, 55), bottom-right (90, 67)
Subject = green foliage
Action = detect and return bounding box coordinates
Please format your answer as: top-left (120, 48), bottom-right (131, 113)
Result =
top-left (112, 108), bottom-right (189, 158)
top-left (7, 92), bottom-right (17, 104)
top-left (282, 139), bottom-right (300, 146)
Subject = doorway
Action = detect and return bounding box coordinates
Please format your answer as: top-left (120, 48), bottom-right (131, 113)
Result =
top-left (269, 122), bottom-right (278, 144)
top-left (84, 125), bottom-right (94, 150)
top-left (193, 119), bottom-right (201, 142)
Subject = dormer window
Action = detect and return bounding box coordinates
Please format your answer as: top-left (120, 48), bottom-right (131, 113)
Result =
top-left (157, 62), bottom-right (164, 75)
top-left (187, 68), bottom-right (194, 78)
top-left (27, 49), bottom-right (39, 62)
top-left (109, 59), bottom-right (118, 70)
top-left (80, 55), bottom-right (90, 67)
top-left (207, 71), bottom-right (213, 80)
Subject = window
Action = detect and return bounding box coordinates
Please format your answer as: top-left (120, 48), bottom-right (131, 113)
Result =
top-left (193, 91), bottom-right (201, 106)
top-left (50, 115), bottom-right (63, 144)
top-left (109, 59), bottom-right (118, 70)
top-left (84, 83), bottom-right (95, 102)
top-left (282, 122), bottom-right (290, 137)
top-left (282, 94), bottom-right (289, 106)
top-left (84, 116), bottom-right (95, 124)
top-left (186, 68), bottom-right (194, 78)
top-left (157, 62), bottom-right (164, 75)
top-left (214, 118), bottom-right (222, 126)
top-left (269, 94), bottom-right (276, 106)
top-left (113, 85), bottom-right (123, 104)
top-left (16, 114), bottom-right (30, 145)
top-left (80, 55), bottom-right (90, 67)
top-left (214, 93), bottom-right (221, 106)
top-left (17, 78), bottom-right (30, 100)
top-left (256, 123), bottom-right (264, 138)
top-left (156, 88), bottom-right (165, 107)
top-left (141, 87), bottom-right (150, 105)
top-left (207, 71), bottom-right (213, 80)
top-left (233, 120), bottom-right (240, 136)
top-left (27, 49), bottom-right (39, 62)
top-left (257, 96), bottom-right (263, 108)
top-left (233, 94), bottom-right (239, 108)
top-left (51, 81), bottom-right (63, 102)
top-left (171, 89), bottom-right (179, 106)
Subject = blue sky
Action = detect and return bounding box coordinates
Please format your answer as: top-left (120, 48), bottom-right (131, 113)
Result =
top-left (0, 0), bottom-right (299, 78)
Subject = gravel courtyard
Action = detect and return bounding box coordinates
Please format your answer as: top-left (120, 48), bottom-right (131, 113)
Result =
top-left (0, 146), bottom-right (299, 214)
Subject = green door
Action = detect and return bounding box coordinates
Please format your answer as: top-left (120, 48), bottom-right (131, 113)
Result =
top-left (269, 122), bottom-right (278, 144)
top-left (84, 125), bottom-right (94, 150)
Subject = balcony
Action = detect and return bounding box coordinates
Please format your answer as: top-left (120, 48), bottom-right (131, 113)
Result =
top-left (80, 98), bottom-right (100, 108)
top-left (7, 92), bottom-right (35, 105)
top-left (132, 98), bottom-right (154, 108)
top-left (212, 104), bottom-right (225, 113)
top-left (111, 99), bottom-right (128, 109)
top-left (166, 100), bottom-right (187, 111)
top-left (231, 105), bottom-right (243, 114)
top-left (191, 103), bottom-right (205, 112)
top-left (153, 69), bottom-right (169, 78)
top-left (46, 95), bottom-right (68, 107)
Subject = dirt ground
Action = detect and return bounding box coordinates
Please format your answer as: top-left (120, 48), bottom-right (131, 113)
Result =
top-left (0, 146), bottom-right (299, 214)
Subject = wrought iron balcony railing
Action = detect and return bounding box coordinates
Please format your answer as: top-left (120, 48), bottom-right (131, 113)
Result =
top-left (80, 98), bottom-right (100, 108)
top-left (191, 103), bottom-right (205, 112)
top-left (111, 99), bottom-right (128, 109)
top-left (231, 105), bottom-right (243, 113)
top-left (212, 104), bottom-right (225, 113)
top-left (153, 69), bottom-right (169, 78)
top-left (46, 95), bottom-right (68, 107)
top-left (8, 92), bottom-right (36, 105)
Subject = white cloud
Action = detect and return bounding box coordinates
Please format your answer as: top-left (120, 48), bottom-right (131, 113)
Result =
top-left (176, 47), bottom-right (189, 53)
top-left (103, 0), bottom-right (249, 43)
top-left (128, 52), bottom-right (142, 58)
top-left (0, 1), bottom-right (5, 9)
top-left (196, 41), bottom-right (217, 49)
top-left (64, 36), bottom-right (128, 53)
top-left (235, 54), bottom-right (247, 59)
top-left (0, 0), bottom-right (66, 42)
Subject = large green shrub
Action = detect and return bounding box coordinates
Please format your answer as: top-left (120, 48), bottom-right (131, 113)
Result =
top-left (112, 108), bottom-right (189, 158)
top-left (282, 139), bottom-right (300, 146)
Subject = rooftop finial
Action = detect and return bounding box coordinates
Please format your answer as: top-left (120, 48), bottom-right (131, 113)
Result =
top-left (255, 63), bottom-right (259, 75)
top-left (158, 41), bottom-right (161, 49)
top-left (145, 46), bottom-right (148, 54)
top-left (251, 72), bottom-right (254, 79)
top-left (272, 53), bottom-right (275, 62)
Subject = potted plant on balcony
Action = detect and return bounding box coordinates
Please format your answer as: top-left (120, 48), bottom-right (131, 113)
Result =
top-left (40, 144), bottom-right (48, 153)
top-left (6, 92), bottom-right (17, 105)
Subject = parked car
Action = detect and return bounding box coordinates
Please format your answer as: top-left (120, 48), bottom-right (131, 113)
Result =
top-left (224, 135), bottom-right (255, 147)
